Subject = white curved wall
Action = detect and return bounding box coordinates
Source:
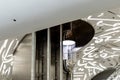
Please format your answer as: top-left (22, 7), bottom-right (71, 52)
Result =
top-left (73, 8), bottom-right (120, 80)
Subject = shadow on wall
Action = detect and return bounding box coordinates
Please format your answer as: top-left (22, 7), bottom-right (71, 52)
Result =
top-left (91, 68), bottom-right (116, 80)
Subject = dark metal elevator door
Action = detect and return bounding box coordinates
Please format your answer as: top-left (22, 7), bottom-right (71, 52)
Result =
top-left (36, 29), bottom-right (47, 80)
top-left (35, 26), bottom-right (63, 80)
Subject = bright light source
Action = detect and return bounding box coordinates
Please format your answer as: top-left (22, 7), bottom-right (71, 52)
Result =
top-left (63, 40), bottom-right (76, 46)
top-left (63, 40), bottom-right (76, 60)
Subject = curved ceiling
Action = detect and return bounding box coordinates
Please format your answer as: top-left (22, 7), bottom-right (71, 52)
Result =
top-left (0, 0), bottom-right (120, 40)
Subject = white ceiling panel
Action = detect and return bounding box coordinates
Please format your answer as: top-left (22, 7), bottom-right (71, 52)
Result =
top-left (0, 0), bottom-right (120, 40)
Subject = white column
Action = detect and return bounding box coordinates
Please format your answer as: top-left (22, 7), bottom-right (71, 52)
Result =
top-left (47, 28), bottom-right (51, 80)
top-left (31, 32), bottom-right (36, 80)
top-left (60, 25), bottom-right (63, 80)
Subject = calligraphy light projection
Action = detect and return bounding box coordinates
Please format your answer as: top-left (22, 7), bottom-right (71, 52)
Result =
top-left (0, 38), bottom-right (19, 80)
top-left (73, 8), bottom-right (120, 80)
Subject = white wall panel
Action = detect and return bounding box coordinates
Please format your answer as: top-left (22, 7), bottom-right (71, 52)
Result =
top-left (73, 8), bottom-right (120, 80)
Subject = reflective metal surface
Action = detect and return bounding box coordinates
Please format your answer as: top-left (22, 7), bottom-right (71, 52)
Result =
top-left (13, 34), bottom-right (32, 80)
